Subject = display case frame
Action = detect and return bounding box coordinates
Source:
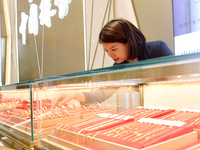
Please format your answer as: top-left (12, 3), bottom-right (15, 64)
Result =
top-left (0, 81), bottom-right (37, 149)
top-left (34, 53), bottom-right (200, 150)
top-left (0, 53), bottom-right (199, 149)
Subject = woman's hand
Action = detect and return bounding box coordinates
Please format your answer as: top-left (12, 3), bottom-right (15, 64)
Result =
top-left (51, 91), bottom-right (86, 107)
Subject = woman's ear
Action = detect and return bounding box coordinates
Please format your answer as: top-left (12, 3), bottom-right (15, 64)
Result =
top-left (127, 38), bottom-right (132, 47)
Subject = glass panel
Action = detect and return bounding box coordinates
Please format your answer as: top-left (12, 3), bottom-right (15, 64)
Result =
top-left (17, 0), bottom-right (85, 82)
top-left (36, 79), bottom-right (141, 148)
top-left (0, 81), bottom-right (35, 148)
top-left (34, 53), bottom-right (200, 84)
top-left (35, 52), bottom-right (200, 149)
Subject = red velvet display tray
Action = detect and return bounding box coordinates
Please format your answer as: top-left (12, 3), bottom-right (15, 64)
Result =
top-left (119, 107), bottom-right (175, 120)
top-left (42, 127), bottom-right (197, 150)
top-left (158, 110), bottom-right (200, 129)
top-left (88, 121), bottom-right (193, 149)
top-left (53, 113), bottom-right (135, 142)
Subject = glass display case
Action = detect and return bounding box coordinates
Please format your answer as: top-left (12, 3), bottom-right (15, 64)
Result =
top-left (32, 53), bottom-right (200, 150)
top-left (0, 81), bottom-right (37, 149)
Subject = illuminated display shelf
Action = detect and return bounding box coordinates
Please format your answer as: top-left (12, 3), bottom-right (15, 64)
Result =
top-left (33, 53), bottom-right (200, 150)
top-left (0, 81), bottom-right (37, 149)
top-left (2, 53), bottom-right (200, 149)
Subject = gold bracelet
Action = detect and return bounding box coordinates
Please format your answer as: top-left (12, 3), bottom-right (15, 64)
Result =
top-left (77, 129), bottom-right (84, 143)
top-left (57, 124), bottom-right (64, 131)
top-left (131, 126), bottom-right (167, 142)
top-left (47, 113), bottom-right (53, 119)
top-left (38, 116), bottom-right (43, 121)
top-left (88, 105), bottom-right (96, 110)
top-left (86, 119), bottom-right (120, 131)
top-left (82, 105), bottom-right (88, 111)
top-left (94, 102), bottom-right (102, 109)
top-left (44, 106), bottom-right (48, 111)
top-left (25, 110), bottom-right (29, 117)
top-left (91, 132), bottom-right (99, 141)
top-left (73, 117), bottom-right (103, 128)
top-left (56, 112), bottom-right (62, 117)
top-left (19, 110), bottom-right (23, 116)
top-left (63, 110), bottom-right (71, 116)
top-left (67, 104), bottom-right (73, 109)
top-left (161, 111), bottom-right (180, 119)
top-left (140, 110), bottom-right (161, 118)
top-left (102, 103), bottom-right (111, 109)
top-left (84, 119), bottom-right (114, 130)
top-left (193, 118), bottom-right (200, 125)
top-left (74, 103), bottom-right (80, 111)
top-left (42, 108), bottom-right (46, 113)
top-left (112, 122), bottom-right (140, 138)
top-left (5, 103), bottom-right (8, 107)
top-left (123, 123), bottom-right (152, 140)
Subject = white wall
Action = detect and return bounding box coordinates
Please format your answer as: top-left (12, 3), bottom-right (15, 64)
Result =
top-left (144, 83), bottom-right (200, 110)
top-left (84, 0), bottom-right (174, 70)
top-left (85, 0), bottom-right (138, 70)
top-left (133, 0), bottom-right (174, 52)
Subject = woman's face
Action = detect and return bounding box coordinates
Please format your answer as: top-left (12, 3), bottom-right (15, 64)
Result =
top-left (102, 42), bottom-right (129, 63)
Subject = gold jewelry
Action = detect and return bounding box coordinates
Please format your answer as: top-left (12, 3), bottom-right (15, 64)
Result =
top-left (57, 124), bottom-right (64, 131)
top-left (73, 117), bottom-right (103, 128)
top-left (131, 126), bottom-right (167, 142)
top-left (91, 132), bottom-right (99, 141)
top-left (102, 103), bottom-right (111, 109)
top-left (77, 129), bottom-right (84, 143)
top-left (94, 102), bottom-right (102, 109)
top-left (63, 110), bottom-right (71, 116)
top-left (47, 113), bottom-right (53, 119)
top-left (161, 111), bottom-right (180, 119)
top-left (82, 105), bottom-right (88, 111)
top-left (38, 116), bottom-right (43, 121)
top-left (85, 119), bottom-right (120, 131)
top-left (56, 112), bottom-right (62, 117)
top-left (88, 105), bottom-right (96, 110)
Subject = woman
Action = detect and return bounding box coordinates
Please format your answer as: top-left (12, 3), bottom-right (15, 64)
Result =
top-left (99, 18), bottom-right (173, 66)
top-left (51, 18), bottom-right (174, 107)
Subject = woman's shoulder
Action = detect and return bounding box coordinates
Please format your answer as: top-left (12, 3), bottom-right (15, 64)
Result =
top-left (144, 40), bottom-right (174, 58)
top-left (145, 40), bottom-right (167, 48)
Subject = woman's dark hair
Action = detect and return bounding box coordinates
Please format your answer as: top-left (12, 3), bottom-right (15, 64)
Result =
top-left (99, 18), bottom-right (146, 60)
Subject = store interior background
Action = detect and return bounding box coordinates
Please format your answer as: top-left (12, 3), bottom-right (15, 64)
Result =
top-left (0, 1), bottom-right (200, 150)
top-left (0, 0), bottom-right (174, 85)
top-left (4, 0), bottom-right (200, 110)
